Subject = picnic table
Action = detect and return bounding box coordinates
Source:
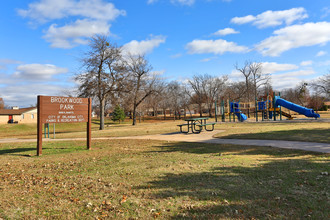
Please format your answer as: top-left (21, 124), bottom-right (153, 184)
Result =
top-left (177, 117), bottom-right (216, 134)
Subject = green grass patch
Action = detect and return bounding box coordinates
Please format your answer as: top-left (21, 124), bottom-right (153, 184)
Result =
top-left (214, 121), bottom-right (330, 143)
top-left (0, 139), bottom-right (329, 219)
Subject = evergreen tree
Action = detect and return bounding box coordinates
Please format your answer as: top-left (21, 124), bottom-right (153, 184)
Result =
top-left (112, 105), bottom-right (126, 123)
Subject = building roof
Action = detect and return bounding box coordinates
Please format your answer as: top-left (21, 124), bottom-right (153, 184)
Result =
top-left (0, 107), bottom-right (37, 115)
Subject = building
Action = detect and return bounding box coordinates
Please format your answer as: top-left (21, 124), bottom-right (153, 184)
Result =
top-left (0, 107), bottom-right (37, 124)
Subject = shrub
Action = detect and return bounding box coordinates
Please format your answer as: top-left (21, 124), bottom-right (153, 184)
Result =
top-left (111, 105), bottom-right (126, 123)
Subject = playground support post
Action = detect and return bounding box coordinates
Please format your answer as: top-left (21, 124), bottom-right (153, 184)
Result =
top-left (215, 100), bottom-right (217, 122)
top-left (221, 100), bottom-right (225, 122)
top-left (44, 123), bottom-right (49, 138)
top-left (273, 92), bottom-right (276, 121)
top-left (255, 98), bottom-right (258, 122)
top-left (261, 99), bottom-right (264, 121)
top-left (279, 92), bottom-right (282, 121)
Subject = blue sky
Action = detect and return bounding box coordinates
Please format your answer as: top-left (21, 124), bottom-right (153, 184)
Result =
top-left (1, 0), bottom-right (330, 107)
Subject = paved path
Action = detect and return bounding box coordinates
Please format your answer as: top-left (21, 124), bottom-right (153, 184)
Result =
top-left (0, 130), bottom-right (329, 153)
top-left (113, 131), bottom-right (330, 153)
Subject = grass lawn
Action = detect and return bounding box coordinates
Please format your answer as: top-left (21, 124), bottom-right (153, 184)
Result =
top-left (0, 119), bottom-right (180, 139)
top-left (214, 120), bottom-right (330, 143)
top-left (0, 139), bottom-right (329, 219)
top-left (0, 118), bottom-right (329, 144)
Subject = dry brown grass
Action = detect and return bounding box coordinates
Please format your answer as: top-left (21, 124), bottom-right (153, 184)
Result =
top-left (0, 139), bottom-right (329, 219)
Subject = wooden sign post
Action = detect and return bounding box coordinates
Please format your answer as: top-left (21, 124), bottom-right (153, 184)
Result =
top-left (37, 95), bottom-right (92, 156)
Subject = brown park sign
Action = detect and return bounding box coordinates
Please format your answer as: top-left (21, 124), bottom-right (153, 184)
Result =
top-left (37, 95), bottom-right (92, 156)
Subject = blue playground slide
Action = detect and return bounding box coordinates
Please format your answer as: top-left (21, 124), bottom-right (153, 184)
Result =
top-left (274, 96), bottom-right (320, 119)
top-left (230, 102), bottom-right (247, 122)
top-left (235, 112), bottom-right (248, 122)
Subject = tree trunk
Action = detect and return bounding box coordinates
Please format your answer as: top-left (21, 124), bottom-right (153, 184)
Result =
top-left (132, 103), bottom-right (137, 125)
top-left (99, 98), bottom-right (105, 130)
top-left (132, 101), bottom-right (137, 125)
top-left (208, 103), bottom-right (213, 117)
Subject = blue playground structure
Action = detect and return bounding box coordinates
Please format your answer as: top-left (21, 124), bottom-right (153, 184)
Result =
top-left (274, 96), bottom-right (320, 119)
top-left (216, 92), bottom-right (320, 122)
top-left (230, 102), bottom-right (247, 122)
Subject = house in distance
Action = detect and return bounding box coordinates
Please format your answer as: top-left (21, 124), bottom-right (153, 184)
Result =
top-left (0, 107), bottom-right (37, 124)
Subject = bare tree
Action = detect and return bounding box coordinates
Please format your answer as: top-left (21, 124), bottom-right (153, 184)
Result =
top-left (250, 62), bottom-right (271, 101)
top-left (125, 54), bottom-right (158, 126)
top-left (187, 74), bottom-right (227, 117)
top-left (0, 97), bottom-right (4, 109)
top-left (236, 61), bottom-right (271, 116)
top-left (204, 75), bottom-right (228, 117)
top-left (225, 81), bottom-right (246, 101)
top-left (310, 73), bottom-right (330, 99)
top-left (281, 88), bottom-right (300, 103)
top-left (187, 75), bottom-right (208, 117)
top-left (167, 81), bottom-right (186, 120)
top-left (236, 62), bottom-right (252, 117)
top-left (75, 35), bottom-right (126, 130)
top-left (296, 82), bottom-right (309, 106)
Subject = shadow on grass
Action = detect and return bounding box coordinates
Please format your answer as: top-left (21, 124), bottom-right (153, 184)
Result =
top-left (0, 147), bottom-right (36, 156)
top-left (0, 140), bottom-right (88, 157)
top-left (220, 128), bottom-right (330, 143)
top-left (142, 142), bottom-right (329, 219)
top-left (138, 143), bottom-right (330, 219)
top-left (150, 141), bottom-right (317, 157)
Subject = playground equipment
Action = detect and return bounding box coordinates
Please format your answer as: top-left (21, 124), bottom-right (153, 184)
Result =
top-left (230, 102), bottom-right (247, 122)
top-left (274, 96), bottom-right (320, 119)
top-left (215, 92), bottom-right (320, 122)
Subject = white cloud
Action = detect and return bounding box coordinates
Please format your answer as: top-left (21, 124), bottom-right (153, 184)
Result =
top-left (44, 19), bottom-right (110, 48)
top-left (13, 64), bottom-right (68, 80)
top-left (147, 0), bottom-right (195, 6)
top-left (231, 15), bottom-right (256, 25)
top-left (213, 28), bottom-right (239, 36)
top-left (300, 60), bottom-right (313, 66)
top-left (271, 69), bottom-right (316, 89)
top-left (19, 0), bottom-right (125, 48)
top-left (171, 0), bottom-right (195, 6)
top-left (186, 39), bottom-right (248, 55)
top-left (151, 70), bottom-right (166, 76)
top-left (316, 51), bottom-right (327, 57)
top-left (18, 0), bottom-right (125, 23)
top-left (231, 7), bottom-right (308, 28)
top-left (0, 59), bottom-right (22, 65)
top-left (261, 62), bottom-right (298, 74)
top-left (0, 83), bottom-right (72, 107)
top-left (122, 36), bottom-right (166, 56)
top-left (256, 22), bottom-right (330, 57)
top-left (229, 69), bottom-right (241, 79)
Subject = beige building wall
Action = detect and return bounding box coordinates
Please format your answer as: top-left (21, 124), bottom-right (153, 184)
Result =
top-left (0, 115), bottom-right (9, 124)
top-left (0, 108), bottom-right (38, 124)
top-left (16, 109), bottom-right (38, 124)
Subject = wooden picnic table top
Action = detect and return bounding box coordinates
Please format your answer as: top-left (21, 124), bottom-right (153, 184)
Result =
top-left (184, 117), bottom-right (209, 121)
